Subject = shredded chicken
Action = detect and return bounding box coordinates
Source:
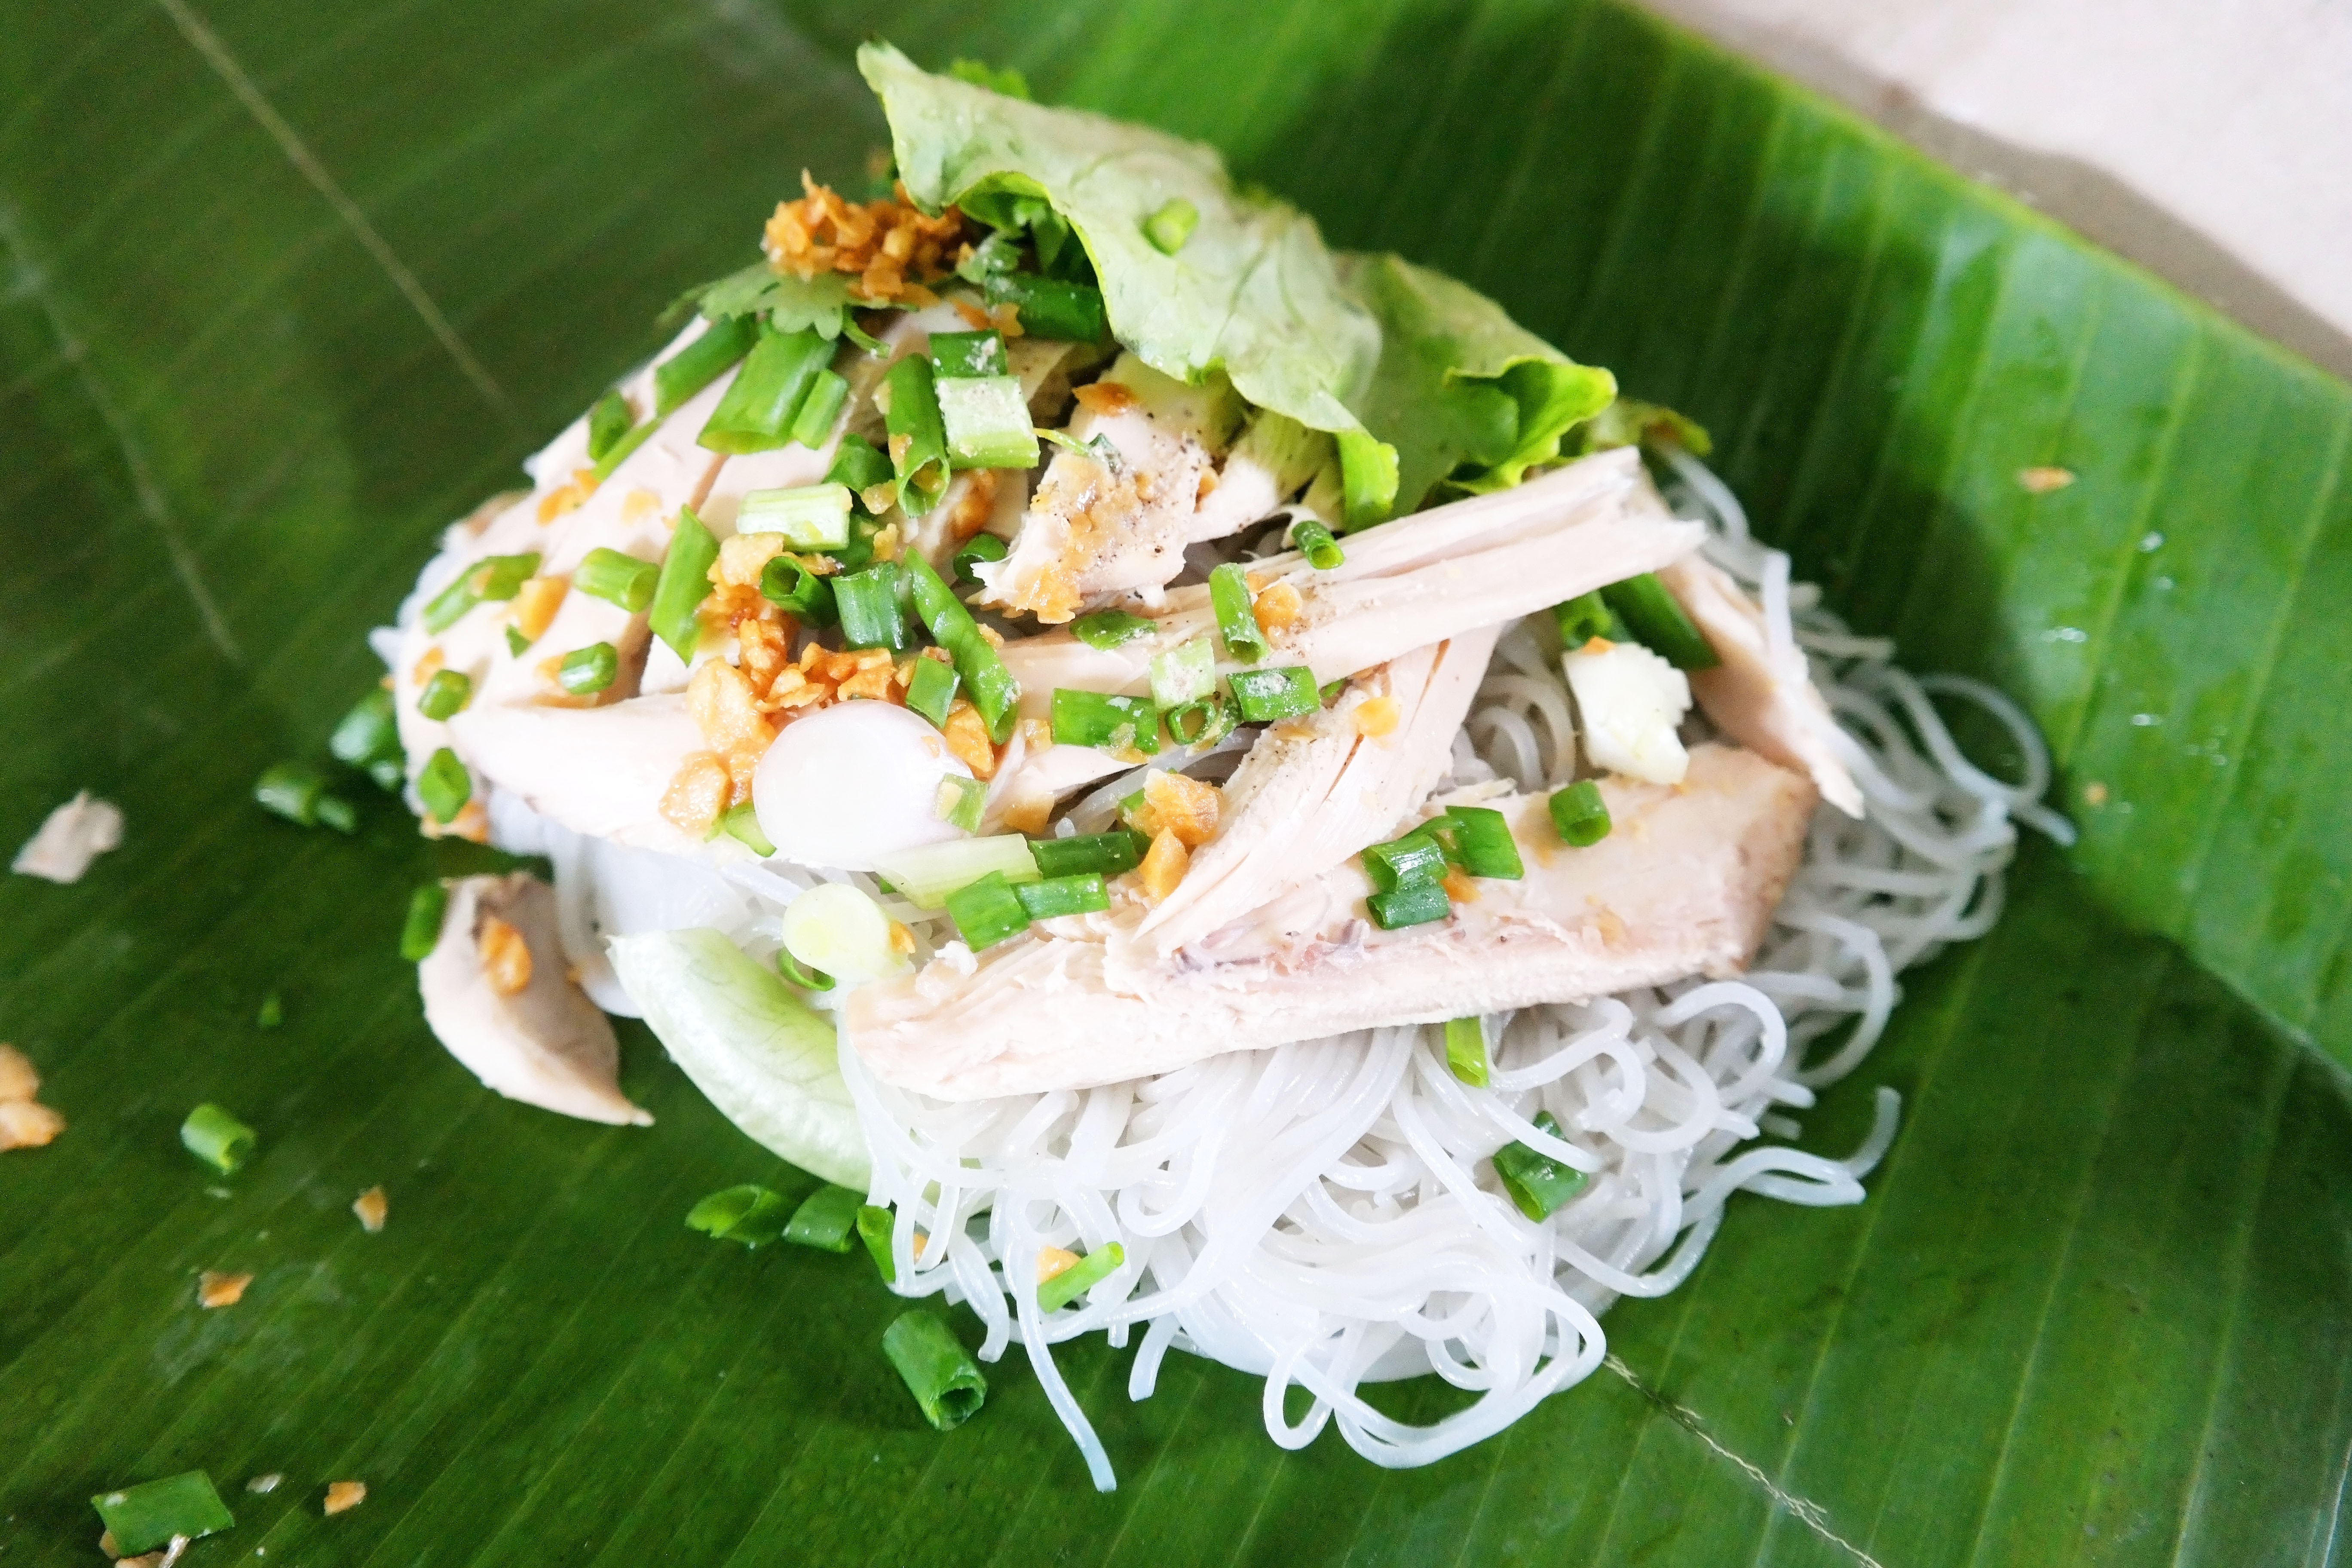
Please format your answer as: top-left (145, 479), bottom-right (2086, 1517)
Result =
top-left (12, 791), bottom-right (123, 884)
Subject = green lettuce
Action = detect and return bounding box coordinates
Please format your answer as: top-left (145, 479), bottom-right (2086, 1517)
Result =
top-left (1338, 252), bottom-right (1618, 515)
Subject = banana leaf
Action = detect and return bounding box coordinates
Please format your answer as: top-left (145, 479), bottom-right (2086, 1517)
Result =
top-left (4, 0), bottom-right (2349, 1562)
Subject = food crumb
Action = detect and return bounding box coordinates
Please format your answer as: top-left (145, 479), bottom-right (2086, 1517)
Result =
top-left (0, 1043), bottom-right (37, 1103)
top-left (354, 1186), bottom-right (389, 1233)
top-left (198, 1271), bottom-right (254, 1309)
top-left (11, 791), bottom-right (124, 884)
top-left (0, 1046), bottom-right (64, 1152)
top-left (478, 915), bottom-right (534, 997)
top-left (323, 1480), bottom-right (367, 1516)
top-left (2083, 781), bottom-right (2109, 806)
top-left (246, 1473), bottom-right (283, 1494)
top-left (2017, 466), bottom-right (2076, 493)
top-left (1035, 1246), bottom-right (1078, 1283)
top-left (1351, 695), bottom-right (1400, 739)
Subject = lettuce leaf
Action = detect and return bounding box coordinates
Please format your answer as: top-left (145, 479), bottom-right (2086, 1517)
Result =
top-left (860, 42), bottom-right (1394, 521)
top-left (1337, 253), bottom-right (1617, 515)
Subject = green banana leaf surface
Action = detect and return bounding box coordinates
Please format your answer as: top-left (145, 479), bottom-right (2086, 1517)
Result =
top-left (5, 0), bottom-right (2351, 1563)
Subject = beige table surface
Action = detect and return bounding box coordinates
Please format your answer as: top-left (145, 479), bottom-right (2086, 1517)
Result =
top-left (1642, 0), bottom-right (2352, 380)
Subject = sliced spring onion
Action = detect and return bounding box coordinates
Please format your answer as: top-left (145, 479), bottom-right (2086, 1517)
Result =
top-left (1366, 879), bottom-right (1450, 931)
top-left (655, 313), bottom-right (757, 416)
top-left (882, 1310), bottom-right (988, 1432)
top-left (1149, 637), bottom-right (1216, 707)
top-left (928, 329), bottom-right (1008, 379)
top-left (1036, 1240), bottom-right (1125, 1311)
top-left (573, 546), bottom-right (658, 612)
top-left (1362, 828), bottom-right (1447, 894)
top-left (1208, 562), bottom-right (1268, 664)
top-left (1445, 1016), bottom-right (1490, 1087)
top-left (1435, 805), bottom-right (1524, 879)
top-left (90, 1470), bottom-right (235, 1556)
top-left (834, 562), bottom-right (909, 652)
top-left (778, 883), bottom-right (904, 986)
top-left (760, 555), bottom-right (838, 626)
top-left (588, 389), bottom-right (633, 462)
top-left (873, 834), bottom-right (1042, 909)
top-left (590, 420), bottom-right (657, 482)
top-left (1600, 572), bottom-right (1719, 670)
top-left (953, 532), bottom-right (1010, 585)
top-left (650, 507), bottom-right (721, 662)
top-left (943, 870), bottom-right (1032, 951)
top-left (181, 1104), bottom-right (256, 1175)
top-left (882, 354), bottom-right (950, 514)
top-left (329, 688), bottom-right (404, 790)
top-left (1550, 780), bottom-right (1612, 846)
top-left (857, 1203), bottom-right (898, 1282)
top-left (983, 272), bottom-right (1106, 342)
top-left (936, 375), bottom-right (1041, 470)
top-left (825, 432), bottom-right (894, 498)
top-left (1318, 677), bottom-right (1348, 707)
top-left (936, 774), bottom-right (987, 833)
top-left (417, 746), bottom-right (471, 825)
top-left (1016, 872), bottom-right (1109, 920)
top-left (416, 668), bottom-right (472, 720)
top-left (1289, 518), bottom-right (1345, 569)
top-left (423, 551), bottom-right (541, 632)
top-left (1071, 610), bottom-right (1158, 650)
top-left (505, 625), bottom-right (531, 657)
top-left (700, 325), bottom-right (833, 454)
top-left (1028, 831), bottom-right (1146, 879)
top-left (255, 761), bottom-right (357, 833)
top-left (1163, 694), bottom-right (1236, 748)
top-left (783, 1184), bottom-right (864, 1252)
top-left (400, 881), bottom-right (449, 961)
top-left (790, 368), bottom-right (850, 449)
top-left (739, 483), bottom-right (853, 549)
top-left (1035, 426), bottom-right (1122, 469)
top-left (906, 557), bottom-right (1021, 742)
top-left (557, 642), bottom-right (619, 695)
top-left (777, 947), bottom-right (834, 992)
top-left (1493, 1110), bottom-right (1589, 1221)
top-left (1228, 665), bottom-right (1319, 723)
top-left (1553, 590), bottom-right (1627, 647)
top-left (900, 660), bottom-right (957, 732)
top-left (1050, 688), bottom-right (1161, 753)
top-left (1142, 197), bottom-right (1199, 254)
top-left (714, 800), bottom-right (775, 857)
top-left (686, 1184), bottom-right (791, 1247)
top-left (1337, 427), bottom-right (1400, 530)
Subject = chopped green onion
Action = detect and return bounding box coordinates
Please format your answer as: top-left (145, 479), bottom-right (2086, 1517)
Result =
top-left (1445, 1017), bottom-right (1490, 1087)
top-left (834, 562), bottom-right (909, 652)
top-left (700, 324), bottom-right (834, 455)
top-left (1208, 562), bottom-right (1268, 664)
top-left (1016, 873), bottom-right (1109, 920)
top-left (782, 1184), bottom-right (864, 1252)
top-left (1028, 831), bottom-right (1145, 879)
top-left (790, 368), bottom-right (850, 449)
top-left (957, 228), bottom-right (1024, 282)
top-left (826, 432), bottom-right (894, 498)
top-left (651, 506), bottom-right (721, 661)
top-left (1290, 518), bottom-right (1345, 569)
top-left (1319, 677), bottom-right (1348, 707)
top-left (590, 420), bottom-right (657, 482)
top-left (423, 551), bottom-right (541, 632)
top-left (1366, 879), bottom-right (1451, 931)
top-left (655, 313), bottom-right (757, 416)
top-left (90, 1470), bottom-right (235, 1556)
top-left (1337, 428), bottom-right (1400, 530)
top-left (983, 273), bottom-right (1106, 342)
top-left (1142, 197), bottom-right (1199, 255)
top-left (882, 1310), bottom-right (988, 1432)
top-left (1071, 610), bottom-right (1158, 650)
top-left (557, 642), bottom-right (619, 695)
top-left (181, 1103), bottom-right (256, 1175)
top-left (1035, 426), bottom-right (1122, 469)
top-left (328, 689), bottom-right (403, 790)
top-left (256, 990), bottom-right (285, 1030)
top-left (686, 1184), bottom-right (790, 1247)
top-left (1051, 688), bottom-right (1160, 753)
top-left (873, 834), bottom-right (1041, 909)
top-left (1550, 780), bottom-right (1612, 847)
top-left (929, 329), bottom-right (1009, 379)
top-left (416, 668), bottom-right (472, 720)
top-left (1493, 1110), bottom-right (1589, 1221)
top-left (936, 774), bottom-right (987, 833)
top-left (1163, 694), bottom-right (1236, 748)
top-left (1149, 637), bottom-right (1216, 707)
top-left (1600, 573), bottom-right (1719, 669)
top-left (1037, 1240), bottom-right (1125, 1310)
top-left (858, 1203), bottom-right (898, 1282)
top-left (1552, 590), bottom-right (1627, 647)
top-left (400, 881), bottom-right (449, 961)
top-left (953, 532), bottom-right (1010, 585)
top-left (936, 375), bottom-right (1041, 470)
top-left (777, 947), bottom-right (834, 992)
top-left (714, 800), bottom-right (775, 856)
top-left (418, 746), bottom-right (471, 825)
top-left (255, 760), bottom-right (357, 833)
top-left (906, 557), bottom-right (1021, 742)
top-left (1228, 665), bottom-right (1319, 723)
top-left (588, 389), bottom-right (633, 462)
top-left (738, 483), bottom-right (853, 549)
top-left (573, 547), bottom-right (658, 612)
top-left (1362, 828), bottom-right (1448, 894)
top-left (759, 555), bottom-right (838, 625)
top-left (882, 354), bottom-right (950, 514)
top-left (943, 870), bottom-right (1032, 950)
top-left (505, 625), bottom-right (531, 657)
top-left (1436, 805), bottom-right (1524, 880)
top-left (906, 657), bottom-right (962, 730)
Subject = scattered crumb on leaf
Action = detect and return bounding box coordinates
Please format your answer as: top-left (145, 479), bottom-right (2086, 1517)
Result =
top-left (2017, 466), bottom-right (2076, 493)
top-left (323, 1480), bottom-right (367, 1516)
top-left (245, 1473), bottom-right (282, 1494)
top-left (198, 1271), bottom-right (253, 1309)
top-left (11, 791), bottom-right (123, 884)
top-left (353, 1186), bottom-right (389, 1233)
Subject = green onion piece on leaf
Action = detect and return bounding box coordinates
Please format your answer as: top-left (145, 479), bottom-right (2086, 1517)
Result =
top-left (588, 390), bottom-right (633, 462)
top-left (1493, 1110), bottom-right (1589, 1221)
top-left (181, 1104), bottom-right (256, 1175)
top-left (686, 1184), bottom-right (791, 1247)
top-left (1028, 832), bottom-right (1144, 879)
top-left (906, 656), bottom-right (962, 729)
top-left (1550, 780), bottom-right (1611, 847)
top-left (650, 507), bottom-right (721, 662)
top-left (573, 547), bottom-right (658, 612)
top-left (400, 882), bottom-right (449, 961)
top-left (1366, 879), bottom-right (1450, 931)
top-left (943, 870), bottom-right (1032, 951)
top-left (834, 562), bottom-right (909, 652)
top-left (1445, 1016), bottom-right (1490, 1087)
top-left (882, 354), bottom-right (951, 514)
top-left (328, 689), bottom-right (403, 787)
top-left (254, 761), bottom-right (355, 833)
top-left (417, 747), bottom-right (471, 825)
top-left (882, 1310), bottom-right (988, 1432)
top-left (783, 1184), bottom-right (865, 1252)
top-left (1016, 872), bottom-right (1109, 921)
top-left (1037, 1241), bottom-right (1126, 1311)
top-left (1208, 563), bottom-right (1268, 664)
top-left (91, 1470), bottom-right (235, 1556)
top-left (416, 668), bottom-right (472, 720)
top-left (557, 642), bottom-right (619, 695)
top-left (738, 483), bottom-right (853, 549)
top-left (1228, 666), bottom-right (1319, 723)
top-left (1051, 688), bottom-right (1160, 753)
top-left (656, 314), bottom-right (757, 416)
top-left (1599, 573), bottom-right (1718, 670)
top-left (858, 1203), bottom-right (898, 1283)
top-left (1142, 198), bottom-right (1199, 255)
